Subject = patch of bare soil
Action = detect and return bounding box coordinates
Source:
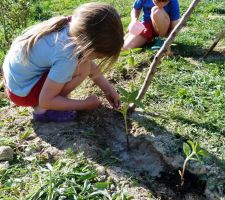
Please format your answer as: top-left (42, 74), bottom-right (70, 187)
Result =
top-left (215, 45), bottom-right (225, 54)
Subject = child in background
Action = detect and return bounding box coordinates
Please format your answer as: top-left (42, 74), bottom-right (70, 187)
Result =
top-left (123, 0), bottom-right (180, 49)
top-left (3, 3), bottom-right (124, 122)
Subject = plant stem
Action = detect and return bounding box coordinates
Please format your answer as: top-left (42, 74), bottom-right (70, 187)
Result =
top-left (180, 151), bottom-right (195, 187)
top-left (123, 109), bottom-right (130, 150)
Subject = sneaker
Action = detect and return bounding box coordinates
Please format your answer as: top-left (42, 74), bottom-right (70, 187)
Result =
top-left (33, 110), bottom-right (77, 122)
top-left (150, 37), bottom-right (165, 50)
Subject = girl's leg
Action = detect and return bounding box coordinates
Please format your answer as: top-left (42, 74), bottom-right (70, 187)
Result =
top-left (151, 6), bottom-right (170, 37)
top-left (34, 61), bottom-right (91, 114)
top-left (59, 60), bottom-right (92, 97)
top-left (33, 61), bottom-right (92, 121)
top-left (123, 32), bottom-right (147, 50)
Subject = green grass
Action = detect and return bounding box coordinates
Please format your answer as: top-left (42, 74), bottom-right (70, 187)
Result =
top-left (143, 57), bottom-right (224, 160)
top-left (0, 151), bottom-right (111, 200)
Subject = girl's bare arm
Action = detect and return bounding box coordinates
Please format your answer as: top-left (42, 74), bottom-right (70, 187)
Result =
top-left (90, 62), bottom-right (120, 108)
top-left (39, 78), bottom-right (100, 110)
top-left (131, 8), bottom-right (141, 21)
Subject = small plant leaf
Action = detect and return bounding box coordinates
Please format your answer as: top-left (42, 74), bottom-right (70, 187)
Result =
top-left (128, 90), bottom-right (139, 102)
top-left (88, 190), bottom-right (111, 199)
top-left (133, 100), bottom-right (145, 109)
top-left (183, 143), bottom-right (191, 157)
top-left (19, 129), bottom-right (32, 140)
top-left (94, 182), bottom-right (110, 189)
top-left (128, 56), bottom-right (134, 67)
top-left (120, 96), bottom-right (128, 103)
top-left (195, 142), bottom-right (201, 153)
top-left (132, 47), bottom-right (142, 53)
top-left (187, 140), bottom-right (195, 151)
top-left (198, 149), bottom-right (209, 157)
top-left (129, 82), bottom-right (135, 92)
top-left (118, 87), bottom-right (129, 97)
top-left (120, 50), bottom-right (130, 57)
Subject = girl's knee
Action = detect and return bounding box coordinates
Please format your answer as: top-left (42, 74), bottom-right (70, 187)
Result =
top-left (151, 6), bottom-right (159, 15)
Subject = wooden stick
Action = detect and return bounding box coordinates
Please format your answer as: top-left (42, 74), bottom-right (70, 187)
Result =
top-left (203, 28), bottom-right (225, 59)
top-left (130, 0), bottom-right (202, 111)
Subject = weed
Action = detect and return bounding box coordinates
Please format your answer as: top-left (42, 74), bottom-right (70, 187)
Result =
top-left (120, 48), bottom-right (142, 68)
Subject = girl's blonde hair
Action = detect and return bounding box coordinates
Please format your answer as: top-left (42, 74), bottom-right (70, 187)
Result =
top-left (15, 3), bottom-right (124, 71)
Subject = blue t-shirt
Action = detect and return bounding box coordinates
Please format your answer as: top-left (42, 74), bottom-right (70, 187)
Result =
top-left (3, 26), bottom-right (78, 97)
top-left (133, 0), bottom-right (180, 22)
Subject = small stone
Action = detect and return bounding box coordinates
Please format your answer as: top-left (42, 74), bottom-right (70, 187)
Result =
top-left (0, 146), bottom-right (14, 161)
top-left (96, 165), bottom-right (106, 175)
top-left (110, 184), bottom-right (116, 190)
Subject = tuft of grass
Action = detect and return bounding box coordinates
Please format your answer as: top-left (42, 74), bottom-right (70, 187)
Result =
top-left (26, 160), bottom-right (112, 200)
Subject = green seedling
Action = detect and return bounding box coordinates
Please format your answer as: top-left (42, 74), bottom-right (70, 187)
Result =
top-left (179, 140), bottom-right (208, 187)
top-left (128, 49), bottom-right (135, 67)
top-left (117, 85), bottom-right (144, 150)
top-left (120, 48), bottom-right (142, 68)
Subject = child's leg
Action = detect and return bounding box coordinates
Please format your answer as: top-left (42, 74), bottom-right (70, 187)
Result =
top-left (33, 61), bottom-right (93, 122)
top-left (34, 61), bottom-right (90, 110)
top-left (151, 6), bottom-right (170, 37)
top-left (123, 32), bottom-right (147, 50)
top-left (59, 60), bottom-right (92, 97)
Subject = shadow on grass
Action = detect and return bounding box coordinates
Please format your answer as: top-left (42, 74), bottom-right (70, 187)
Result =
top-left (170, 114), bottom-right (225, 137)
top-left (172, 42), bottom-right (225, 62)
top-left (210, 7), bottom-right (225, 15)
top-left (30, 107), bottom-right (225, 199)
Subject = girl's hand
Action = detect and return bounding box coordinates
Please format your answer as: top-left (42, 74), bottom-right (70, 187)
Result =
top-left (84, 95), bottom-right (101, 110)
top-left (105, 89), bottom-right (121, 109)
top-left (90, 66), bottom-right (120, 109)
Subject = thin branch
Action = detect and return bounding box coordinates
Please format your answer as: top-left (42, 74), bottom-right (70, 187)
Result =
top-left (203, 28), bottom-right (225, 59)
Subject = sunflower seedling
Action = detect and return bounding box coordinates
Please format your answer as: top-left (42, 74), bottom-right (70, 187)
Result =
top-left (128, 49), bottom-right (135, 67)
top-left (179, 140), bottom-right (208, 187)
top-left (117, 85), bottom-right (144, 150)
top-left (120, 48), bottom-right (142, 68)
